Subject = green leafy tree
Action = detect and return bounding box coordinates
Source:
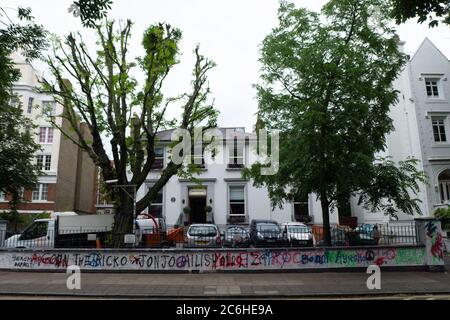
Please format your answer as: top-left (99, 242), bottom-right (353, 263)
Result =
top-left (69, 0), bottom-right (113, 28)
top-left (42, 20), bottom-right (218, 246)
top-left (0, 7), bottom-right (46, 227)
top-left (244, 0), bottom-right (427, 246)
top-left (391, 0), bottom-right (450, 27)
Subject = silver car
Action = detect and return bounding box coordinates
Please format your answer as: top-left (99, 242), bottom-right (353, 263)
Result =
top-left (185, 224), bottom-right (222, 248)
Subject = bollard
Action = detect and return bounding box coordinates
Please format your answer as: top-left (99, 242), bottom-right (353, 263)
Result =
top-left (0, 220), bottom-right (7, 248)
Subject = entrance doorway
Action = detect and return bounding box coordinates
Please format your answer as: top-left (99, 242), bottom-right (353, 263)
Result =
top-left (189, 188), bottom-right (207, 224)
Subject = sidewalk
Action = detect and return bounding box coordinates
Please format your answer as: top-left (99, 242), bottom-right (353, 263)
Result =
top-left (0, 258), bottom-right (449, 298)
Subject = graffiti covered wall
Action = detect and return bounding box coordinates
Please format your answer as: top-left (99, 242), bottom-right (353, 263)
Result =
top-left (0, 246), bottom-right (427, 272)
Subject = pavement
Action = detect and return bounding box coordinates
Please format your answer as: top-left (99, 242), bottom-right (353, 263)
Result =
top-left (0, 255), bottom-right (448, 299)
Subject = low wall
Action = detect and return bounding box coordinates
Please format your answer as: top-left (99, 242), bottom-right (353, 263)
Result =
top-left (0, 246), bottom-right (428, 272)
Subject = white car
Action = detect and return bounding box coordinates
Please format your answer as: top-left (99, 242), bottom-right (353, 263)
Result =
top-left (281, 222), bottom-right (314, 247)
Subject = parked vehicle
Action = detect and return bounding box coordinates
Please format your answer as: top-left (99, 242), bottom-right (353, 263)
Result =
top-left (4, 212), bottom-right (115, 249)
top-left (4, 212), bottom-right (170, 249)
top-left (281, 222), bottom-right (313, 247)
top-left (223, 225), bottom-right (250, 248)
top-left (249, 220), bottom-right (286, 247)
top-left (318, 227), bottom-right (377, 247)
top-left (185, 224), bottom-right (222, 248)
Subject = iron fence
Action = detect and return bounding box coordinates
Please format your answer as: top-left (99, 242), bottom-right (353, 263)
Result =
top-left (0, 222), bottom-right (419, 249)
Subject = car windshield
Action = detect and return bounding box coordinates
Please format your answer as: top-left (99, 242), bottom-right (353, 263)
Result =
top-left (288, 226), bottom-right (309, 233)
top-left (227, 227), bottom-right (247, 235)
top-left (257, 223), bottom-right (280, 232)
top-left (188, 226), bottom-right (217, 237)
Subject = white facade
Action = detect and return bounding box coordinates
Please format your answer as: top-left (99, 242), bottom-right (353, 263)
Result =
top-left (353, 38), bottom-right (450, 224)
top-left (136, 38), bottom-right (450, 228)
top-left (137, 128), bottom-right (295, 228)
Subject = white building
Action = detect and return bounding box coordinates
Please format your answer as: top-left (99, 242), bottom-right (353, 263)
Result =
top-left (133, 38), bottom-right (450, 229)
top-left (0, 54), bottom-right (97, 217)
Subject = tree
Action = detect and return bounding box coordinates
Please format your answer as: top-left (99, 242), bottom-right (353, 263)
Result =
top-left (69, 0), bottom-right (113, 28)
top-left (390, 0), bottom-right (450, 27)
top-left (0, 7), bottom-right (47, 227)
top-left (42, 20), bottom-right (218, 246)
top-left (244, 0), bottom-right (427, 246)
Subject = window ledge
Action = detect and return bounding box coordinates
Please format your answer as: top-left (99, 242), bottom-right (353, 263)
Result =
top-left (432, 143), bottom-right (450, 148)
top-left (226, 167), bottom-right (246, 171)
top-left (425, 99), bottom-right (448, 104)
top-left (30, 201), bottom-right (54, 204)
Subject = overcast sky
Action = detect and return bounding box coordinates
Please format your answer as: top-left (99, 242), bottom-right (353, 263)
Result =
top-left (3, 0), bottom-right (450, 131)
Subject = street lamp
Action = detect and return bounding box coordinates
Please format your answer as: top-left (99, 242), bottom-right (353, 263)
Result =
top-left (105, 179), bottom-right (137, 242)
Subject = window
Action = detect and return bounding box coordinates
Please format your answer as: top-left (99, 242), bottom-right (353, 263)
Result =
top-left (32, 184), bottom-right (49, 202)
top-left (228, 137), bottom-right (244, 169)
top-left (294, 195), bottom-right (310, 222)
top-left (0, 191), bottom-right (5, 201)
top-left (425, 78), bottom-right (440, 98)
top-left (20, 221), bottom-right (48, 240)
top-left (42, 101), bottom-right (56, 116)
top-left (27, 97), bottom-right (34, 114)
top-left (229, 186), bottom-right (246, 216)
top-left (39, 127), bottom-right (54, 144)
top-left (151, 147), bottom-right (164, 170)
top-left (37, 155), bottom-right (51, 171)
top-left (192, 143), bottom-right (205, 168)
top-left (147, 186), bottom-right (163, 218)
top-left (432, 118), bottom-right (447, 143)
top-left (438, 170), bottom-right (450, 204)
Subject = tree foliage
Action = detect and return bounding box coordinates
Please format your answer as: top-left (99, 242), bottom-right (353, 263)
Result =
top-left (0, 7), bottom-right (46, 224)
top-left (69, 0), bottom-right (113, 28)
top-left (42, 20), bottom-right (218, 245)
top-left (244, 0), bottom-right (427, 246)
top-left (391, 0), bottom-right (450, 27)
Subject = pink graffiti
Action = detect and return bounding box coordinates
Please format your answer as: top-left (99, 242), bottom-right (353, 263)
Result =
top-left (431, 234), bottom-right (444, 260)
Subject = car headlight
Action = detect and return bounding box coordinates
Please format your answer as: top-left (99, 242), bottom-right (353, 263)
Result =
top-left (257, 232), bottom-right (264, 239)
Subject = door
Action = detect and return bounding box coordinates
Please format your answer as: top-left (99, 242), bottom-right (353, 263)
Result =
top-left (190, 196), bottom-right (207, 224)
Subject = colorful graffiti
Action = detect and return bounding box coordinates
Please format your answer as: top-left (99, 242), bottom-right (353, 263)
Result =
top-left (0, 247), bottom-right (427, 272)
top-left (425, 221), bottom-right (445, 261)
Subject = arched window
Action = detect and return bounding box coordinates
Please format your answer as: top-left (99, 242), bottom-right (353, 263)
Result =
top-left (438, 170), bottom-right (450, 203)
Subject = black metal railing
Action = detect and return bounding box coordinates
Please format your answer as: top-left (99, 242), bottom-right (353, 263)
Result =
top-left (0, 222), bottom-right (419, 249)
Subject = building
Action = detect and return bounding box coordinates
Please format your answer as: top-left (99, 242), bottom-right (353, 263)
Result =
top-left (138, 128), bottom-right (293, 228)
top-left (0, 54), bottom-right (98, 217)
top-left (136, 39), bottom-right (450, 228)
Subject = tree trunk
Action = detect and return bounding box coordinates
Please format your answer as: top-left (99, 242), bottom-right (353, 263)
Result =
top-left (112, 196), bottom-right (134, 248)
top-left (320, 194), bottom-right (331, 247)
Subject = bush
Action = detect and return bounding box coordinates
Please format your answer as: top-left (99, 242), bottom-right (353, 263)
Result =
top-left (435, 207), bottom-right (450, 230)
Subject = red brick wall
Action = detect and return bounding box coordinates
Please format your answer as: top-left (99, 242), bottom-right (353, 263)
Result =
top-left (0, 184), bottom-right (56, 212)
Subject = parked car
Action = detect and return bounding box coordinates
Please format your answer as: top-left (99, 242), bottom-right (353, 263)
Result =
top-left (249, 220), bottom-right (286, 247)
top-left (281, 222), bottom-right (313, 247)
top-left (318, 227), bottom-right (377, 247)
top-left (185, 224), bottom-right (222, 248)
top-left (223, 225), bottom-right (250, 248)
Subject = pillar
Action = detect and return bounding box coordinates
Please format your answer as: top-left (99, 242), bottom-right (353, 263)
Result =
top-left (415, 218), bottom-right (445, 271)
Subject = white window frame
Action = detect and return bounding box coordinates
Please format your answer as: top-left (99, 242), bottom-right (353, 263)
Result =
top-left (432, 117), bottom-right (448, 143)
top-left (228, 137), bottom-right (245, 168)
top-left (0, 191), bottom-right (5, 202)
top-left (439, 180), bottom-right (450, 204)
top-left (145, 184), bottom-right (164, 218)
top-left (32, 184), bottom-right (49, 202)
top-left (37, 155), bottom-right (52, 171)
top-left (425, 78), bottom-right (440, 98)
top-left (228, 184), bottom-right (247, 217)
top-left (151, 146), bottom-right (165, 170)
top-left (39, 127), bottom-right (54, 144)
top-left (27, 97), bottom-right (34, 114)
